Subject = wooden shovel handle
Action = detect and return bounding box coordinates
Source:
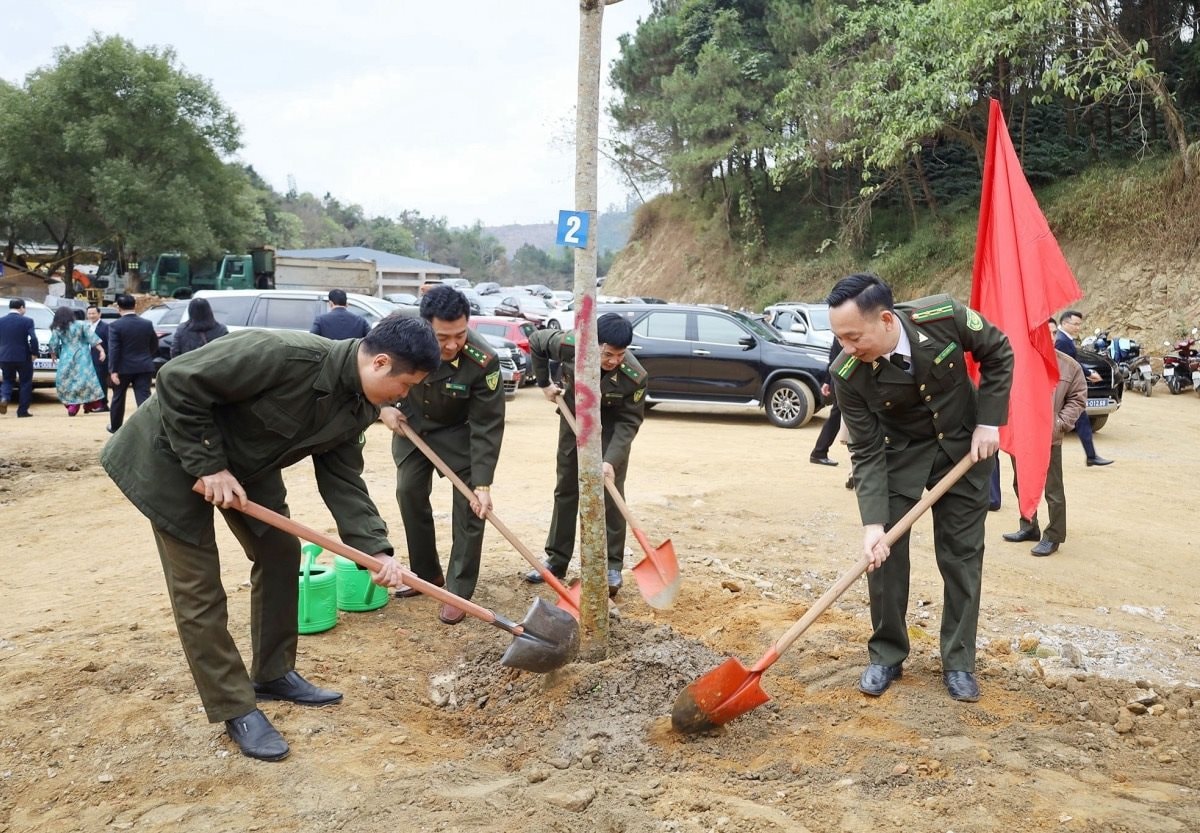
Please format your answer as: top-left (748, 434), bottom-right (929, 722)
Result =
top-left (190, 480), bottom-right (500, 625)
top-left (393, 421), bottom-right (578, 602)
top-left (553, 396), bottom-right (644, 530)
top-left (753, 453), bottom-right (978, 672)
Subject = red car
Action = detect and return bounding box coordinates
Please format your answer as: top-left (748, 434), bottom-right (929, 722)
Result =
top-left (468, 315), bottom-right (538, 385)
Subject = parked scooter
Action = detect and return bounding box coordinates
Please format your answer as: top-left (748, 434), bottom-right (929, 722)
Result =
top-left (1093, 330), bottom-right (1155, 397)
top-left (1161, 328), bottom-right (1200, 395)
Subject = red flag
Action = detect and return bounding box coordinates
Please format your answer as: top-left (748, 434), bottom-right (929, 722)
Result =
top-left (970, 99), bottom-right (1082, 520)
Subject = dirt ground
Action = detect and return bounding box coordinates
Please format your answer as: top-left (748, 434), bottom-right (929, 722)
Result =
top-left (1, 385), bottom-right (1197, 833)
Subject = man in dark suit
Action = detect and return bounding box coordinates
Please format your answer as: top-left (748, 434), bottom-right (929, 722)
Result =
top-left (828, 273), bottom-right (1013, 703)
top-left (1055, 310), bottom-right (1112, 466)
top-left (0, 297), bottom-right (38, 417)
top-left (310, 289), bottom-right (371, 340)
top-left (107, 293), bottom-right (159, 433)
top-left (85, 304), bottom-right (111, 412)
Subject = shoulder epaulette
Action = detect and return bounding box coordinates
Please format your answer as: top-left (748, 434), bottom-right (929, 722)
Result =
top-left (563, 332), bottom-right (577, 346)
top-left (833, 354), bottom-right (861, 380)
top-left (462, 342), bottom-right (492, 367)
top-left (909, 301), bottom-right (955, 324)
top-left (619, 362), bottom-right (645, 382)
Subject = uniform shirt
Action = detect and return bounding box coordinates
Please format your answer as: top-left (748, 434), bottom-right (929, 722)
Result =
top-left (528, 328), bottom-right (648, 468)
top-left (101, 330), bottom-right (392, 555)
top-left (832, 295), bottom-right (1013, 527)
top-left (390, 327), bottom-right (505, 488)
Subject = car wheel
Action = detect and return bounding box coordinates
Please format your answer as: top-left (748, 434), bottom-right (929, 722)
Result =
top-left (546, 319), bottom-right (561, 330)
top-left (1089, 414), bottom-right (1108, 432)
top-left (765, 379), bottom-right (815, 428)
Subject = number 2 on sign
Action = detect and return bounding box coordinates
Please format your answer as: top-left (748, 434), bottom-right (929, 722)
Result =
top-left (556, 210), bottom-right (590, 249)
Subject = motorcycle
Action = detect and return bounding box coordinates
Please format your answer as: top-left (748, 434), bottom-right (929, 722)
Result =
top-left (1161, 328), bottom-right (1200, 395)
top-left (1092, 330), bottom-right (1155, 397)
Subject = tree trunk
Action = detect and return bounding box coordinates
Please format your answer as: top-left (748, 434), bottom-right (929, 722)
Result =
top-left (573, 0), bottom-right (615, 660)
top-left (912, 152), bottom-right (939, 218)
top-left (899, 162), bottom-right (918, 233)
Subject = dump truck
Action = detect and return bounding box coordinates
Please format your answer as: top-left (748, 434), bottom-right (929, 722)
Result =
top-left (95, 248), bottom-right (377, 299)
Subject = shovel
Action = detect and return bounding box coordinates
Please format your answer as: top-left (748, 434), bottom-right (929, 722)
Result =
top-left (393, 420), bottom-right (584, 619)
top-left (671, 453), bottom-right (976, 733)
top-left (191, 481), bottom-right (579, 673)
top-left (554, 396), bottom-right (681, 610)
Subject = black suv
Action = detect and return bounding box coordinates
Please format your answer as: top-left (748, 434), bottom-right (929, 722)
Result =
top-left (1075, 347), bottom-right (1122, 431)
top-left (600, 303), bottom-right (829, 428)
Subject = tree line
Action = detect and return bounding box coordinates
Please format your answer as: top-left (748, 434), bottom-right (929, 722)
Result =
top-left (608, 0), bottom-right (1200, 250)
top-left (0, 34), bottom-right (585, 285)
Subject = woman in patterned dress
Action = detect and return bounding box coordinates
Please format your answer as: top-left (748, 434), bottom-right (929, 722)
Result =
top-left (48, 306), bottom-right (106, 416)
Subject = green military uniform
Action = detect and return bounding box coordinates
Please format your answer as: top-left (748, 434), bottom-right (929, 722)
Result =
top-left (101, 330), bottom-right (394, 723)
top-left (832, 295), bottom-right (1013, 673)
top-left (391, 328), bottom-right (504, 599)
top-left (529, 328), bottom-right (647, 574)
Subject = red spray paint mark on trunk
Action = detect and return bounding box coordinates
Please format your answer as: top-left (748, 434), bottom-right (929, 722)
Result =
top-left (574, 294), bottom-right (598, 446)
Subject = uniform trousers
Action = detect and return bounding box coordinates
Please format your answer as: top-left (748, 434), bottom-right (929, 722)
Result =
top-left (150, 505), bottom-right (300, 722)
top-left (546, 415), bottom-right (628, 573)
top-left (396, 451), bottom-right (485, 599)
top-left (866, 449), bottom-right (988, 673)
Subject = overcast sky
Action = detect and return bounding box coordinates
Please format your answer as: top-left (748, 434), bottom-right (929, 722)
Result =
top-left (1, 0), bottom-right (655, 228)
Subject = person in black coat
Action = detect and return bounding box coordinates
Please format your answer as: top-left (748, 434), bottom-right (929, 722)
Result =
top-left (1055, 309), bottom-right (1113, 467)
top-left (171, 297), bottom-right (229, 358)
top-left (85, 305), bottom-right (111, 412)
top-left (809, 337), bottom-right (843, 466)
top-left (0, 298), bottom-right (39, 417)
top-left (107, 293), bottom-right (159, 433)
top-left (310, 289), bottom-right (371, 340)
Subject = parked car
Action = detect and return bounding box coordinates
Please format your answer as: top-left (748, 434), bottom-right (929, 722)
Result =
top-left (193, 289), bottom-right (404, 332)
top-left (550, 290), bottom-right (573, 307)
top-left (477, 332), bottom-right (522, 398)
top-left (24, 300), bottom-right (57, 386)
top-left (140, 300), bottom-right (188, 340)
top-left (544, 300), bottom-right (575, 331)
top-left (762, 302), bottom-right (835, 350)
top-left (441, 277), bottom-right (471, 290)
top-left (469, 315), bottom-right (538, 385)
top-left (494, 293), bottom-right (555, 326)
top-left (600, 302), bottom-right (829, 428)
top-left (383, 292), bottom-right (418, 306)
top-left (474, 281), bottom-right (501, 296)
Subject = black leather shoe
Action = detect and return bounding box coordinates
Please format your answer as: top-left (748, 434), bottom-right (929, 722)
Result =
top-left (943, 670), bottom-right (980, 702)
top-left (395, 574), bottom-right (443, 598)
top-left (607, 569), bottom-right (623, 599)
top-left (809, 455), bottom-right (839, 467)
top-left (1030, 539), bottom-right (1059, 557)
top-left (524, 561), bottom-right (567, 584)
top-left (1086, 456), bottom-right (1113, 467)
top-left (254, 671), bottom-right (343, 707)
top-left (225, 708), bottom-right (289, 761)
top-left (858, 663), bottom-right (902, 696)
top-left (1002, 525), bottom-right (1040, 543)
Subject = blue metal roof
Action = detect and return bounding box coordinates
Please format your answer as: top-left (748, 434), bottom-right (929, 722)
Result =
top-left (276, 247), bottom-right (460, 274)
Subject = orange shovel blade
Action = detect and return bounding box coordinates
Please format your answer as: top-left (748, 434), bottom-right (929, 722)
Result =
top-left (630, 531), bottom-right (681, 610)
top-left (555, 579), bottom-right (583, 620)
top-left (670, 657), bottom-right (771, 734)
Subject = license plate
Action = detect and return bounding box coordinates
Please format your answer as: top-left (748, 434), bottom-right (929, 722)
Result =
top-left (1164, 366), bottom-right (1175, 376)
top-left (33, 358), bottom-right (55, 370)
top-left (1086, 398), bottom-right (1109, 408)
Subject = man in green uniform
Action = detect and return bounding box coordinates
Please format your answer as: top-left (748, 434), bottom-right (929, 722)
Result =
top-left (827, 274), bottom-right (1013, 702)
top-left (523, 312), bottom-right (647, 598)
top-left (101, 316), bottom-right (441, 762)
top-left (380, 286), bottom-right (505, 625)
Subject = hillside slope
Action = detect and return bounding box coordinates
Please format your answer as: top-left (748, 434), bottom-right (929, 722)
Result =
top-left (604, 161), bottom-right (1200, 349)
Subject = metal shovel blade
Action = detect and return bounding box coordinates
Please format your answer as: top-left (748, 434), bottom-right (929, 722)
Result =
top-left (631, 533), bottom-right (681, 610)
top-left (499, 597), bottom-right (580, 674)
top-left (671, 657), bottom-right (771, 734)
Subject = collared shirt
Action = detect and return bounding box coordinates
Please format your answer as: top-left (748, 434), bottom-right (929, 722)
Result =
top-left (884, 327), bottom-right (914, 374)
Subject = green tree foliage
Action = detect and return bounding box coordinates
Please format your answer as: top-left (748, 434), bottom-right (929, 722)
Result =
top-left (1, 34), bottom-right (254, 270)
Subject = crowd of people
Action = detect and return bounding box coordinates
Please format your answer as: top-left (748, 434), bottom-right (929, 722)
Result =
top-left (2, 278), bottom-right (1112, 762)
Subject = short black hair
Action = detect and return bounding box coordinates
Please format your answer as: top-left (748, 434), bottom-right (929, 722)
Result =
top-left (360, 313), bottom-right (441, 375)
top-left (1060, 309), bottom-right (1083, 323)
top-left (8, 298), bottom-right (24, 310)
top-left (825, 273), bottom-right (894, 315)
top-left (597, 312), bottom-right (634, 349)
top-left (87, 304), bottom-right (100, 312)
top-left (115, 293), bottom-right (136, 310)
top-left (419, 284), bottom-right (470, 323)
top-left (328, 289), bottom-right (348, 306)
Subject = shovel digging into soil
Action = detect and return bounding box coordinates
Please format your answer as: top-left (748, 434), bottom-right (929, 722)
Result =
top-left (393, 420), bottom-right (584, 620)
top-left (191, 481), bottom-right (579, 673)
top-left (671, 454), bottom-right (976, 733)
top-left (555, 396), bottom-right (682, 610)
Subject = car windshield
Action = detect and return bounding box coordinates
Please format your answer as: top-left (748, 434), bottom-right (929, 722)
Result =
top-left (731, 310), bottom-right (784, 343)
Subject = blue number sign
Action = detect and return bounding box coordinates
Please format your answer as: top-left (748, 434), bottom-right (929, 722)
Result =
top-left (556, 210), bottom-right (590, 249)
